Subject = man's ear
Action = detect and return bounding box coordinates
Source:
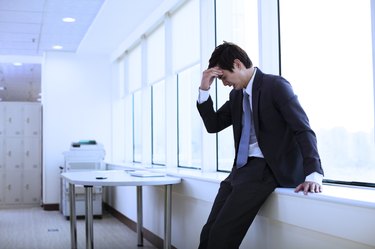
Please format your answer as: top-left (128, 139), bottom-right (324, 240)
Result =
top-left (233, 59), bottom-right (244, 69)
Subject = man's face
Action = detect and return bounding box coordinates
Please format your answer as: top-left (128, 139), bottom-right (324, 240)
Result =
top-left (217, 64), bottom-right (246, 90)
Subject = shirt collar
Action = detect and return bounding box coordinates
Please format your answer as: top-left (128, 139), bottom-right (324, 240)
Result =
top-left (244, 67), bottom-right (257, 97)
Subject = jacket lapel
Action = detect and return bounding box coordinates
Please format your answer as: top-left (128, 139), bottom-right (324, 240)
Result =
top-left (252, 68), bottom-right (262, 136)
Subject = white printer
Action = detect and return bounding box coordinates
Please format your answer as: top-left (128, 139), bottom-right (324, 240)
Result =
top-left (60, 140), bottom-right (105, 218)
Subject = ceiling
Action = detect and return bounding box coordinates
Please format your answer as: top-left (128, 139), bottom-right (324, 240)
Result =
top-left (0, 0), bottom-right (106, 102)
top-left (0, 0), bottom-right (165, 102)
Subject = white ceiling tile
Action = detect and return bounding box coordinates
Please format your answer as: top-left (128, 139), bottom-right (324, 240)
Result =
top-left (0, 0), bottom-right (45, 11)
top-left (1, 40), bottom-right (38, 50)
top-left (0, 23), bottom-right (41, 33)
top-left (0, 33), bottom-right (37, 42)
top-left (0, 10), bottom-right (43, 23)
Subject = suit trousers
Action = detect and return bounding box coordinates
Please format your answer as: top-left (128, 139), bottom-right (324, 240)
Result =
top-left (198, 157), bottom-right (278, 249)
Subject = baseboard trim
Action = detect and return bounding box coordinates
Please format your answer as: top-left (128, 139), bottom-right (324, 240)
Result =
top-left (42, 203), bottom-right (59, 211)
top-left (103, 203), bottom-right (177, 249)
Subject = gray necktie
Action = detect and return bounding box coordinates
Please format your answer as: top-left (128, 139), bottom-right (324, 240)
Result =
top-left (236, 92), bottom-right (251, 168)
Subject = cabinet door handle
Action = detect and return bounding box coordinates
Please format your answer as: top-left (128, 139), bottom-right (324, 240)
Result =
top-left (8, 151), bottom-right (11, 157)
top-left (7, 184), bottom-right (11, 190)
top-left (26, 151), bottom-right (30, 157)
top-left (25, 184), bottom-right (29, 190)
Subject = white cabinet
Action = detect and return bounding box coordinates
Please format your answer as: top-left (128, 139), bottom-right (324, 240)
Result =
top-left (0, 102), bottom-right (41, 208)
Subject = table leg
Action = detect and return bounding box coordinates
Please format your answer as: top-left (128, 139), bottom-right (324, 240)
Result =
top-left (85, 186), bottom-right (94, 249)
top-left (164, 185), bottom-right (172, 249)
top-left (69, 183), bottom-right (77, 249)
top-left (136, 186), bottom-right (143, 246)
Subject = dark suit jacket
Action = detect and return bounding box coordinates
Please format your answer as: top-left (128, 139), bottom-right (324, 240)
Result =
top-left (197, 68), bottom-right (324, 187)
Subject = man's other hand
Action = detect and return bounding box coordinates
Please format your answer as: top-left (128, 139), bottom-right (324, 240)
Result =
top-left (294, 181), bottom-right (322, 195)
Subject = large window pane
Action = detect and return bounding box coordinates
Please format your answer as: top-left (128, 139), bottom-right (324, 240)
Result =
top-left (133, 90), bottom-right (142, 162)
top-left (215, 0), bottom-right (259, 171)
top-left (280, 0), bottom-right (375, 183)
top-left (152, 80), bottom-right (166, 165)
top-left (177, 64), bottom-right (201, 168)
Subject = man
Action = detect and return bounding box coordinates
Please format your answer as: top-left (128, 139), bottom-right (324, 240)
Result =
top-left (196, 42), bottom-right (324, 249)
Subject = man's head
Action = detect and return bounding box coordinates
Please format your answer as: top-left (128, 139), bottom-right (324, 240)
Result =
top-left (208, 42), bottom-right (253, 71)
top-left (208, 42), bottom-right (254, 90)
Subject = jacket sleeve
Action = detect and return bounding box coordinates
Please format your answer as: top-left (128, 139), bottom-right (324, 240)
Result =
top-left (273, 78), bottom-right (324, 176)
top-left (196, 96), bottom-right (232, 133)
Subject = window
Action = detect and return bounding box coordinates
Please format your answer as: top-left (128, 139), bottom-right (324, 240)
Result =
top-left (128, 44), bottom-right (142, 92)
top-left (215, 0), bottom-right (259, 171)
top-left (152, 80), bottom-right (166, 165)
top-left (133, 90), bottom-right (142, 163)
top-left (169, 0), bottom-right (202, 168)
top-left (279, 0), bottom-right (375, 184)
top-left (147, 24), bottom-right (165, 84)
top-left (171, 0), bottom-right (200, 72)
top-left (177, 64), bottom-right (202, 168)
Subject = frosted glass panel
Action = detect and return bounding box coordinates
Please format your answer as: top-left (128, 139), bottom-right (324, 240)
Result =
top-left (128, 44), bottom-right (142, 92)
top-left (171, 0), bottom-right (200, 72)
top-left (133, 90), bottom-right (142, 162)
top-left (177, 64), bottom-right (201, 168)
top-left (152, 80), bottom-right (166, 165)
top-left (147, 24), bottom-right (165, 84)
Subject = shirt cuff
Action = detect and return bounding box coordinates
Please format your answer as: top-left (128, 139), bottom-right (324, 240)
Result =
top-left (305, 172), bottom-right (323, 186)
top-left (197, 88), bottom-right (210, 104)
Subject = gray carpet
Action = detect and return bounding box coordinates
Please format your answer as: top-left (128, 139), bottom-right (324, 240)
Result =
top-left (0, 206), bottom-right (157, 249)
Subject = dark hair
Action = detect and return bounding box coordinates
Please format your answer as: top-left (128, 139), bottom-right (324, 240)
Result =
top-left (208, 42), bottom-right (252, 72)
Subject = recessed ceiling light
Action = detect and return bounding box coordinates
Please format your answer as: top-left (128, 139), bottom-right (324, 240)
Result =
top-left (62, 17), bottom-right (76, 23)
top-left (13, 62), bottom-right (23, 66)
top-left (52, 45), bottom-right (63, 50)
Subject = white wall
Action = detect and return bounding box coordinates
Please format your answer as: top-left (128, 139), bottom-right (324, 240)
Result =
top-left (42, 52), bottom-right (112, 204)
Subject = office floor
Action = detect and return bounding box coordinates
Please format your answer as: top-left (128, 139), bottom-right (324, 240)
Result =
top-left (0, 206), bottom-right (157, 249)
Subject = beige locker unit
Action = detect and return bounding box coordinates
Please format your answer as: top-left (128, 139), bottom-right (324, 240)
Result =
top-left (0, 170), bottom-right (5, 205)
top-left (0, 139), bottom-right (4, 170)
top-left (23, 169), bottom-right (42, 204)
top-left (5, 138), bottom-right (24, 170)
top-left (23, 137), bottom-right (41, 171)
top-left (0, 105), bottom-right (5, 136)
top-left (4, 170), bottom-right (23, 204)
top-left (61, 144), bottom-right (105, 217)
top-left (23, 104), bottom-right (41, 137)
top-left (5, 104), bottom-right (24, 136)
top-left (0, 102), bottom-right (42, 208)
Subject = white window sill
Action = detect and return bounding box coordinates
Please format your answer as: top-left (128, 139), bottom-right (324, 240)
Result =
top-left (105, 161), bottom-right (375, 209)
